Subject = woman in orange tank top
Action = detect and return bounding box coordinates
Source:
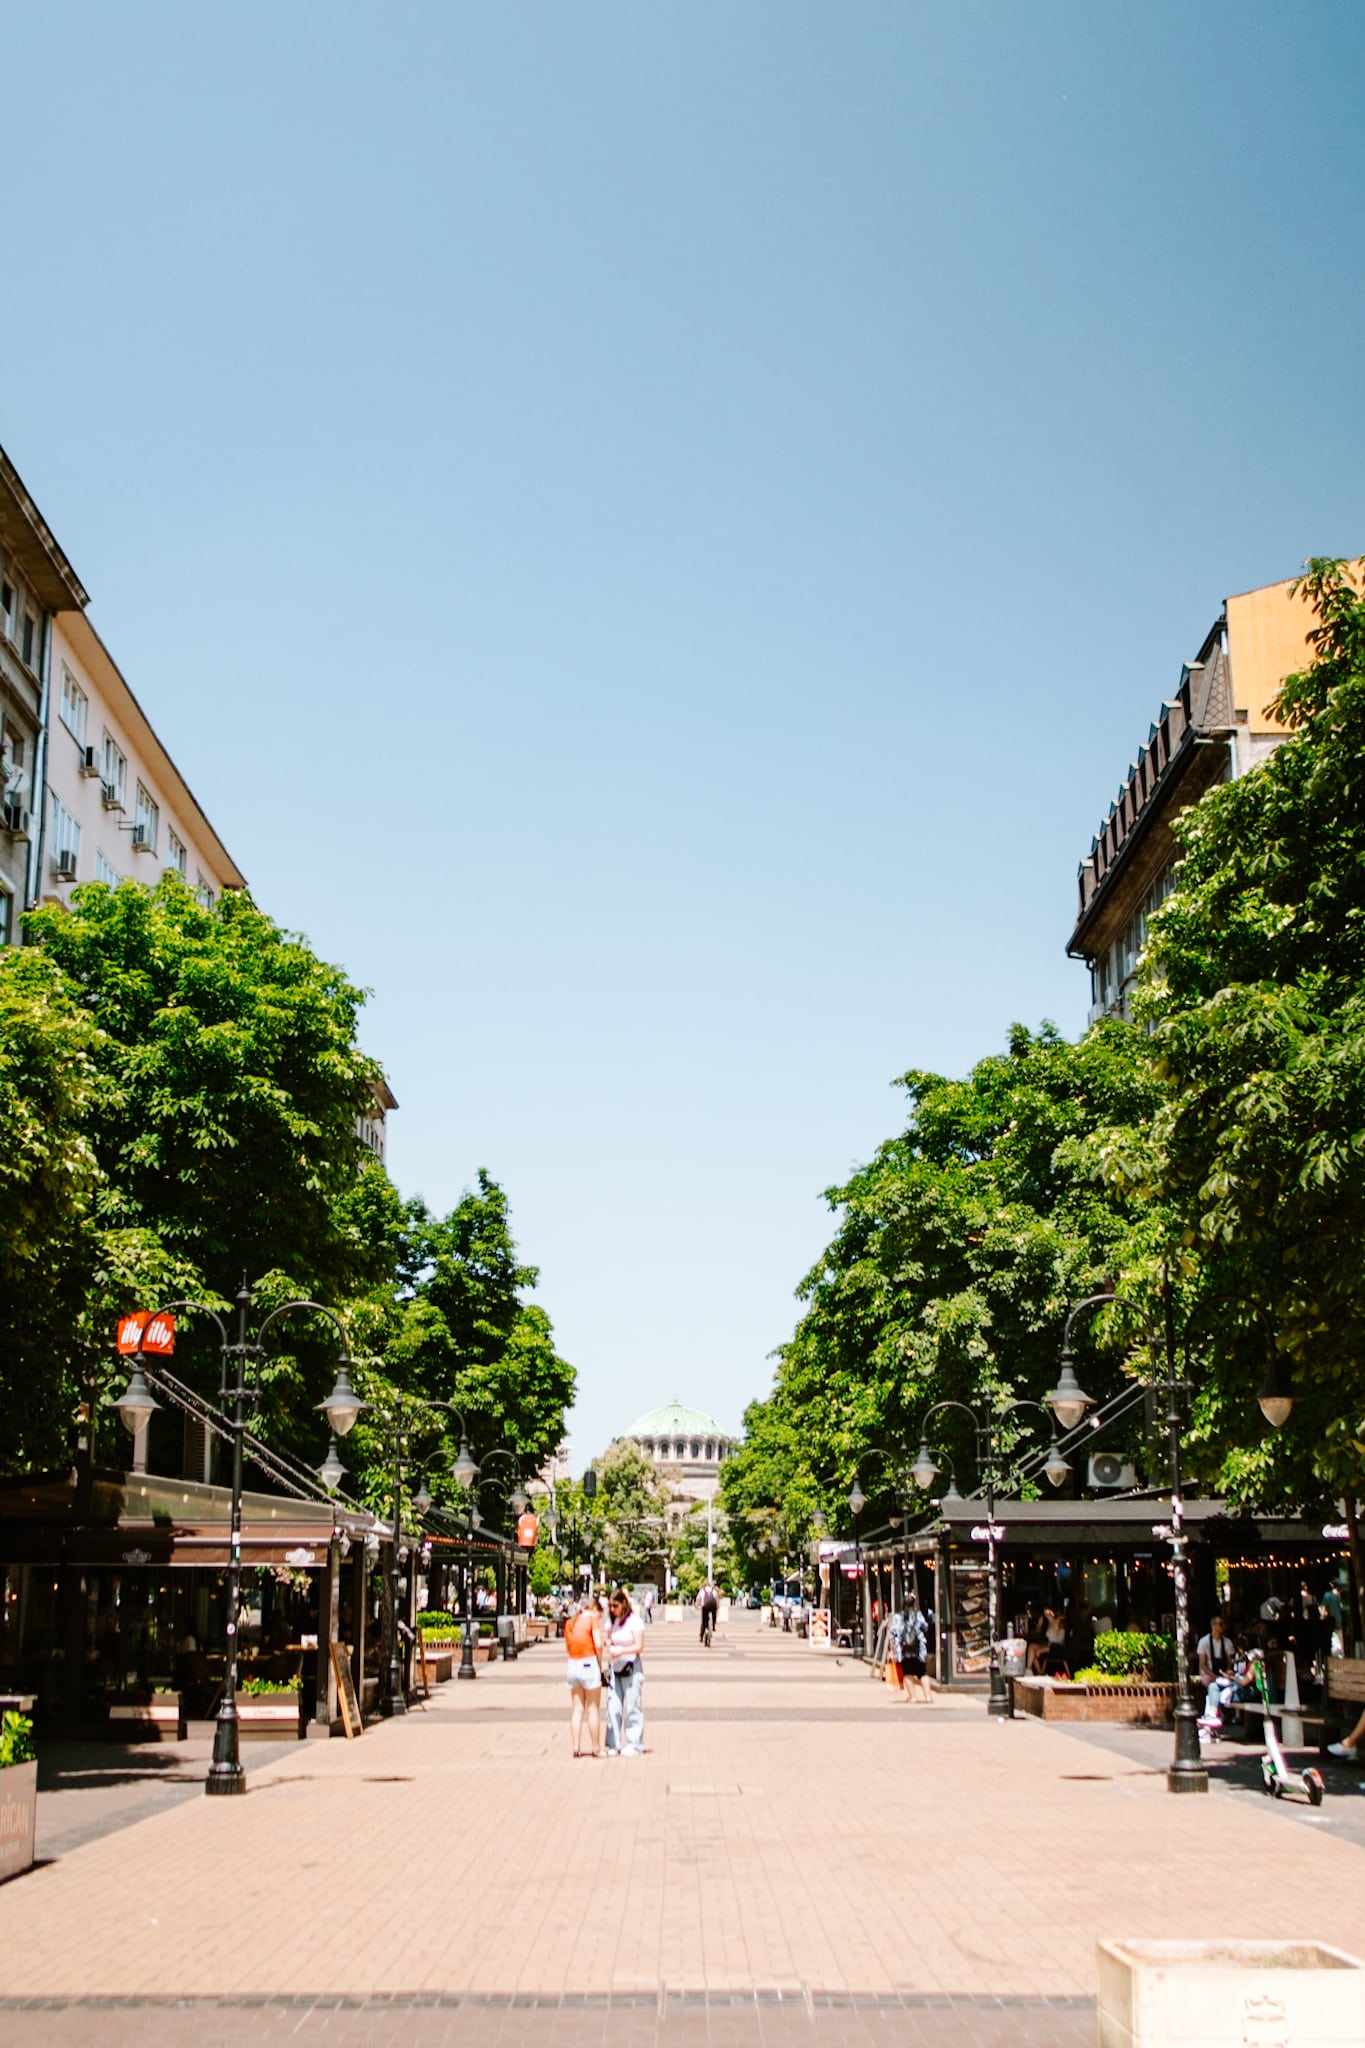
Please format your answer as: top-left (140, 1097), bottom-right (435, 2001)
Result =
top-left (564, 1594), bottom-right (605, 1757)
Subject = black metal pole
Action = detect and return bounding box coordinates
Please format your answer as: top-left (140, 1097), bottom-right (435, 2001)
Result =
top-left (984, 1412), bottom-right (1009, 1719)
top-left (206, 1283), bottom-right (251, 1796)
top-left (1164, 1271), bottom-right (1207, 1793)
top-left (381, 1408), bottom-right (407, 1716)
top-left (458, 1521), bottom-right (478, 1679)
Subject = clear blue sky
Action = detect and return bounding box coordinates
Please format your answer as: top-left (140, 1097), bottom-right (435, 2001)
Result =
top-left (6, 4), bottom-right (1363, 1465)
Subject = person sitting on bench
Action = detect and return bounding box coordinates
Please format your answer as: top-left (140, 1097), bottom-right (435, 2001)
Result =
top-left (1197, 1614), bottom-right (1238, 1729)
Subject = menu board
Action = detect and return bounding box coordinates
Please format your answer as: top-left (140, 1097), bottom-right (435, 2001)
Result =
top-left (330, 1642), bottom-right (364, 1739)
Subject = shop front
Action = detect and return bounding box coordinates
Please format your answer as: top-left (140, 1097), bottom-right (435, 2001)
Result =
top-left (860, 1497), bottom-right (1350, 1690)
top-left (0, 1468), bottom-right (381, 1735)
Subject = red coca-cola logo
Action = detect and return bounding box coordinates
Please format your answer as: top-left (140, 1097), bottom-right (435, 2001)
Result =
top-left (117, 1312), bottom-right (176, 1356)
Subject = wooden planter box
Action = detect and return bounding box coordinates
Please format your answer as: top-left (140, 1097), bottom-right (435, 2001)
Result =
top-left (525, 1618), bottom-right (552, 1641)
top-left (1097, 1938), bottom-right (1365, 2047)
top-left (1012, 1675), bottom-right (1176, 1726)
top-left (237, 1695), bottom-right (303, 1741)
top-left (418, 1651), bottom-right (454, 1684)
top-left (0, 1761), bottom-right (38, 1884)
top-left (107, 1696), bottom-right (186, 1742)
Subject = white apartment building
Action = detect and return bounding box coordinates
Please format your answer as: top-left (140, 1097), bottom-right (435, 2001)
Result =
top-left (42, 608), bottom-right (244, 910)
top-left (3, 435), bottom-right (394, 1166)
top-left (0, 437), bottom-right (245, 935)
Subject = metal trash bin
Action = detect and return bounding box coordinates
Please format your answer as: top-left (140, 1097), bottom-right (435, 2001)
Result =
top-left (496, 1615), bottom-right (518, 1661)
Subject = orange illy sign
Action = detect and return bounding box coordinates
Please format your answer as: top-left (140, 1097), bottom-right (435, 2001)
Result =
top-left (516, 1513), bottom-right (539, 1550)
top-left (117, 1312), bottom-right (176, 1357)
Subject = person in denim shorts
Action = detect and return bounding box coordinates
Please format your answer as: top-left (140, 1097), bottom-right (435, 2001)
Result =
top-left (564, 1593), bottom-right (605, 1757)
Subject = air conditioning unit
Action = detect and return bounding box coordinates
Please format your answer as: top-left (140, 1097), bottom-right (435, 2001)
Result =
top-left (2, 804), bottom-right (31, 840)
top-left (1088, 1452), bottom-right (1138, 1492)
top-left (131, 825), bottom-right (152, 850)
top-left (53, 850), bottom-right (78, 881)
top-left (79, 745), bottom-right (101, 777)
top-left (101, 781), bottom-right (123, 810)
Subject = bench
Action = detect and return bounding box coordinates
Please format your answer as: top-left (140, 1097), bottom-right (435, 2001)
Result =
top-left (1326, 1656), bottom-right (1365, 1740)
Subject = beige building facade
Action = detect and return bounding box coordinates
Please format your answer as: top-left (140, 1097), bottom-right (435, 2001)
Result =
top-left (0, 448), bottom-right (88, 949)
top-left (1069, 573), bottom-right (1316, 1022)
top-left (620, 1401), bottom-right (733, 1532)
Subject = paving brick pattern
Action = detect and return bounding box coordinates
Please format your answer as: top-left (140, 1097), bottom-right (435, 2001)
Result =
top-left (1, 1610), bottom-right (1361, 2044)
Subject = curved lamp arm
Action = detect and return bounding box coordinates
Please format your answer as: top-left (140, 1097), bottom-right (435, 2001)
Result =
top-left (256, 1298), bottom-right (351, 1359)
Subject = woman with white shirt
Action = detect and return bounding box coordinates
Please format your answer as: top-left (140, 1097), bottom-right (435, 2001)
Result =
top-left (605, 1587), bottom-right (646, 1756)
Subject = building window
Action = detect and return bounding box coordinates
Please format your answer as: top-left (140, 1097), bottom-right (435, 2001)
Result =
top-left (166, 827), bottom-right (187, 876)
top-left (95, 850), bottom-right (118, 886)
top-left (0, 884), bottom-right (11, 948)
top-left (133, 783), bottom-right (158, 853)
top-left (21, 614), bottom-right (35, 667)
top-left (59, 668), bottom-right (88, 745)
top-left (194, 871), bottom-right (215, 909)
top-left (0, 580), bottom-right (13, 636)
top-left (101, 731), bottom-right (127, 807)
top-left (50, 794), bottom-right (80, 875)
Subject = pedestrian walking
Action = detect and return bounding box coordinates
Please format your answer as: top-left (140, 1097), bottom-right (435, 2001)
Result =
top-left (698, 1579), bottom-right (719, 1645)
top-left (898, 1595), bottom-right (932, 1703)
top-left (564, 1592), bottom-right (605, 1757)
top-left (605, 1587), bottom-right (646, 1756)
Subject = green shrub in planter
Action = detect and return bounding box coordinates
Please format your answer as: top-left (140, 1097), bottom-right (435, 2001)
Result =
top-left (1091, 1631), bottom-right (1175, 1682)
top-left (0, 1711), bottom-right (35, 1768)
top-left (239, 1675), bottom-right (302, 1697)
top-left (417, 1610), bottom-right (454, 1630)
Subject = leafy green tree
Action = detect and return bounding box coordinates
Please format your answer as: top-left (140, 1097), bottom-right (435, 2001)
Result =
top-left (591, 1440), bottom-right (671, 1585)
top-left (10, 876), bottom-right (397, 1474)
top-left (724, 1022), bottom-right (1163, 1536)
top-left (0, 948), bottom-right (102, 1469)
top-left (335, 1176), bottom-right (575, 1518)
top-left (668, 1501), bottom-right (736, 1599)
top-left (1133, 559), bottom-right (1365, 1537)
top-left (24, 877), bottom-right (387, 1295)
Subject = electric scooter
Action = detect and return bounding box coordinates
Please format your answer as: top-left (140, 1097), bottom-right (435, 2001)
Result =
top-left (1250, 1652), bottom-right (1326, 1807)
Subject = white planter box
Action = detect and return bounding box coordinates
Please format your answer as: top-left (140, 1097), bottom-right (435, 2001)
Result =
top-left (0, 1760), bottom-right (38, 1884)
top-left (1097, 1938), bottom-right (1365, 2048)
top-left (237, 1698), bottom-right (302, 1741)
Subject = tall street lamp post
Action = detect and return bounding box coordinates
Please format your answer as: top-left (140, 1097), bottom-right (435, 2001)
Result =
top-left (115, 1281), bottom-right (351, 1798)
top-left (317, 1388), bottom-right (480, 1717)
top-left (454, 1454), bottom-right (526, 1679)
top-left (909, 1399), bottom-right (1071, 1718)
top-left (1050, 1286), bottom-right (1294, 1794)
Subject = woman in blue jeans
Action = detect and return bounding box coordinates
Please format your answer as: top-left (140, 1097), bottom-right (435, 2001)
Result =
top-left (605, 1588), bottom-right (645, 1756)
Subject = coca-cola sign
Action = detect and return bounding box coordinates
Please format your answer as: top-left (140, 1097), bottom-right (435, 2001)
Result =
top-left (117, 1312), bottom-right (176, 1356)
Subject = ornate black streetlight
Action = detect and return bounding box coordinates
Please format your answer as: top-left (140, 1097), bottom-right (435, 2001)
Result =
top-left (1048, 1286), bottom-right (1294, 1795)
top-left (316, 1387), bottom-right (479, 1717)
top-left (909, 1398), bottom-right (1071, 1718)
top-left (115, 1281), bottom-right (351, 1798)
top-left (449, 1453), bottom-right (526, 1679)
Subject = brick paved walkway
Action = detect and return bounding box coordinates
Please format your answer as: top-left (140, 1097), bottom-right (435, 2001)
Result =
top-left (2, 1610), bottom-right (1361, 2045)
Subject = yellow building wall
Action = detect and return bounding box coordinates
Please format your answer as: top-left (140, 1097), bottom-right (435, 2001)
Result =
top-left (1224, 577), bottom-right (1318, 735)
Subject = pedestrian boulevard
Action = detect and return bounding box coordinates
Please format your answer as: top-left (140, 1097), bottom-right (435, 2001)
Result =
top-left (2, 1609), bottom-right (1362, 2046)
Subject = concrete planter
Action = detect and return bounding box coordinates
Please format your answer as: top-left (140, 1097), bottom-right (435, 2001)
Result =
top-left (0, 1760), bottom-right (38, 1884)
top-left (107, 1695), bottom-right (186, 1742)
top-left (237, 1696), bottom-right (303, 1741)
top-left (1012, 1675), bottom-right (1175, 1726)
top-left (1097, 1939), bottom-right (1365, 2048)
